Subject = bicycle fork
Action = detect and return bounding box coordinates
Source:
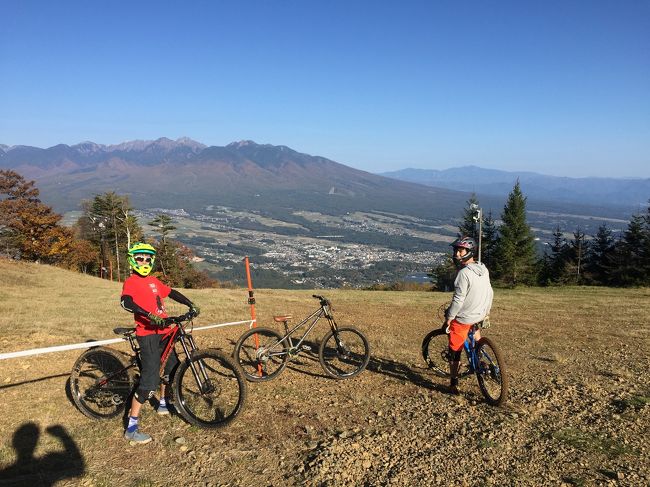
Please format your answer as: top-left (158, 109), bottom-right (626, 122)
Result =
top-left (179, 334), bottom-right (215, 395)
top-left (326, 316), bottom-right (349, 357)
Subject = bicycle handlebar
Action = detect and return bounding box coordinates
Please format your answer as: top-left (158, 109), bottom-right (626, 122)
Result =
top-left (312, 295), bottom-right (331, 307)
top-left (163, 309), bottom-right (198, 326)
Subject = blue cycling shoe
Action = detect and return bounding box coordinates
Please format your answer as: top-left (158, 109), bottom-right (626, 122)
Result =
top-left (124, 429), bottom-right (152, 444)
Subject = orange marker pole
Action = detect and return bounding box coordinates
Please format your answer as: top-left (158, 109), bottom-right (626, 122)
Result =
top-left (244, 256), bottom-right (257, 327)
top-left (244, 257), bottom-right (262, 376)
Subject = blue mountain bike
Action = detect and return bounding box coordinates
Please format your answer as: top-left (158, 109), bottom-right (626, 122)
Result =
top-left (421, 323), bottom-right (508, 406)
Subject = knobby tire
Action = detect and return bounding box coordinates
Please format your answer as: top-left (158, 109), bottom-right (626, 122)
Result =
top-left (234, 327), bottom-right (288, 382)
top-left (70, 346), bottom-right (134, 420)
top-left (318, 326), bottom-right (370, 379)
top-left (421, 328), bottom-right (452, 378)
top-left (475, 337), bottom-right (508, 406)
top-left (173, 349), bottom-right (247, 428)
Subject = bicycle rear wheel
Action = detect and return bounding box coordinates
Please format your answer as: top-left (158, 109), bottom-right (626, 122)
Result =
top-left (421, 329), bottom-right (451, 377)
top-left (319, 326), bottom-right (370, 379)
top-left (70, 346), bottom-right (134, 420)
top-left (475, 337), bottom-right (508, 406)
top-left (234, 327), bottom-right (288, 382)
top-left (173, 350), bottom-right (247, 428)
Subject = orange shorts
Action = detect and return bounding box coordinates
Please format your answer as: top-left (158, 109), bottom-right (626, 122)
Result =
top-left (448, 320), bottom-right (472, 351)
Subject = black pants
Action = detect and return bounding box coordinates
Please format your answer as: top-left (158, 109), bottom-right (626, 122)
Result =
top-left (135, 333), bottom-right (179, 400)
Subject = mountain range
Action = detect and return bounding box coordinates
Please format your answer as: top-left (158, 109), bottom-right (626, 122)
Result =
top-left (381, 167), bottom-right (649, 209)
top-left (0, 138), bottom-right (639, 223)
top-left (0, 138), bottom-right (491, 220)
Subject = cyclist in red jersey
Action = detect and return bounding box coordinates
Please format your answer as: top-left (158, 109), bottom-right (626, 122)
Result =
top-left (120, 242), bottom-right (200, 444)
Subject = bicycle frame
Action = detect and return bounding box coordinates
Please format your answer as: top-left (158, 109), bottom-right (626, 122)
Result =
top-left (462, 327), bottom-right (500, 378)
top-left (462, 328), bottom-right (479, 375)
top-left (266, 301), bottom-right (339, 356)
top-left (122, 318), bottom-right (213, 393)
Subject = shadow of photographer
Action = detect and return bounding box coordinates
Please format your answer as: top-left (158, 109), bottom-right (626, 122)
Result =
top-left (0, 422), bottom-right (85, 486)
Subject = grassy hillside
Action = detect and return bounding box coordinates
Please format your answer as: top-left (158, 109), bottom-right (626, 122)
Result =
top-left (1, 259), bottom-right (649, 486)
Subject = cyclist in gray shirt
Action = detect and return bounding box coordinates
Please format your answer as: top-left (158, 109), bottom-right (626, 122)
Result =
top-left (444, 236), bottom-right (493, 394)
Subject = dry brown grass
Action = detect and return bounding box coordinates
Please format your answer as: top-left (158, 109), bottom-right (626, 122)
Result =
top-left (1, 258), bottom-right (649, 486)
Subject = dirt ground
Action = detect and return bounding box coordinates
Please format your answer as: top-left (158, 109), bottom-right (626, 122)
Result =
top-left (1, 271), bottom-right (649, 486)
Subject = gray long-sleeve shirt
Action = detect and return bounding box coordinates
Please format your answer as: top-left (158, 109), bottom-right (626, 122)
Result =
top-left (446, 262), bottom-right (493, 325)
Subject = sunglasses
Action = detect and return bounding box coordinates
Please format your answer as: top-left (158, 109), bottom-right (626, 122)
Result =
top-left (134, 255), bottom-right (153, 263)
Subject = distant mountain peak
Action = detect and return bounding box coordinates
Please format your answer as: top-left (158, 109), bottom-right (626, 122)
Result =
top-left (106, 136), bottom-right (205, 153)
top-left (175, 136), bottom-right (206, 149)
top-left (227, 140), bottom-right (258, 148)
top-left (72, 141), bottom-right (104, 154)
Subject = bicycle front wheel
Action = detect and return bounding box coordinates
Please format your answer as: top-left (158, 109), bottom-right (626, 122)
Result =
top-left (319, 327), bottom-right (370, 379)
top-left (234, 327), bottom-right (288, 382)
top-left (421, 328), bottom-right (451, 378)
top-left (173, 350), bottom-right (247, 428)
top-left (475, 337), bottom-right (508, 406)
top-left (70, 346), bottom-right (134, 420)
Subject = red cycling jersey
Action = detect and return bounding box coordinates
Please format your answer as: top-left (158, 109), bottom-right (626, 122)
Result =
top-left (121, 274), bottom-right (172, 336)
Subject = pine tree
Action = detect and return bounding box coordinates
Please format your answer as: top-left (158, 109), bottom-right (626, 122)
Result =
top-left (493, 180), bottom-right (537, 286)
top-left (567, 228), bottom-right (587, 284)
top-left (584, 224), bottom-right (616, 285)
top-left (428, 255), bottom-right (457, 292)
top-left (642, 199), bottom-right (650, 279)
top-left (481, 210), bottom-right (498, 270)
top-left (611, 214), bottom-right (647, 286)
top-left (539, 226), bottom-right (570, 285)
top-left (78, 192), bottom-right (142, 280)
top-left (149, 213), bottom-right (178, 278)
top-left (458, 193), bottom-right (480, 241)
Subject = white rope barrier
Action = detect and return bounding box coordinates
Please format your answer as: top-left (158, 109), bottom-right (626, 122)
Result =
top-left (0, 319), bottom-right (255, 361)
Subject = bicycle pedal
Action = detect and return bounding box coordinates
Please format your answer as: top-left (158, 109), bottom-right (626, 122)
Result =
top-left (300, 345), bottom-right (312, 352)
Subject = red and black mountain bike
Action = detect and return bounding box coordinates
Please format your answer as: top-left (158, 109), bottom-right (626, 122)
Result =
top-left (70, 311), bottom-right (246, 428)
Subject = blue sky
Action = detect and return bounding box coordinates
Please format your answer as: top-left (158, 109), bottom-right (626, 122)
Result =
top-left (1, 0), bottom-right (648, 178)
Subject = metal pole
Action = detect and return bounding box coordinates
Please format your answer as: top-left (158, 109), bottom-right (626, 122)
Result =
top-left (478, 208), bottom-right (483, 263)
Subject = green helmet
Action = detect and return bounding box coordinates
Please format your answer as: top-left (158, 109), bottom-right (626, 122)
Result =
top-left (127, 242), bottom-right (156, 277)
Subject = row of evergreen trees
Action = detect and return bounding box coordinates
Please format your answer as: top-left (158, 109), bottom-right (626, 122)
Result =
top-left (431, 181), bottom-right (650, 289)
top-left (0, 170), bottom-right (216, 288)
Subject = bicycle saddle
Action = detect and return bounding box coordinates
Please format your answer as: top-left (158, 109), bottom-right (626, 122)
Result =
top-left (113, 327), bottom-right (135, 336)
top-left (273, 315), bottom-right (292, 322)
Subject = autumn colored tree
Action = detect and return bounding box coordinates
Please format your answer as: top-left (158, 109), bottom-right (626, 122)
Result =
top-left (63, 238), bottom-right (100, 274)
top-left (151, 240), bottom-right (217, 288)
top-left (0, 170), bottom-right (73, 263)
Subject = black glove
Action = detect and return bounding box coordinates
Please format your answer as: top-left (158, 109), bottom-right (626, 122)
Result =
top-left (189, 304), bottom-right (201, 318)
